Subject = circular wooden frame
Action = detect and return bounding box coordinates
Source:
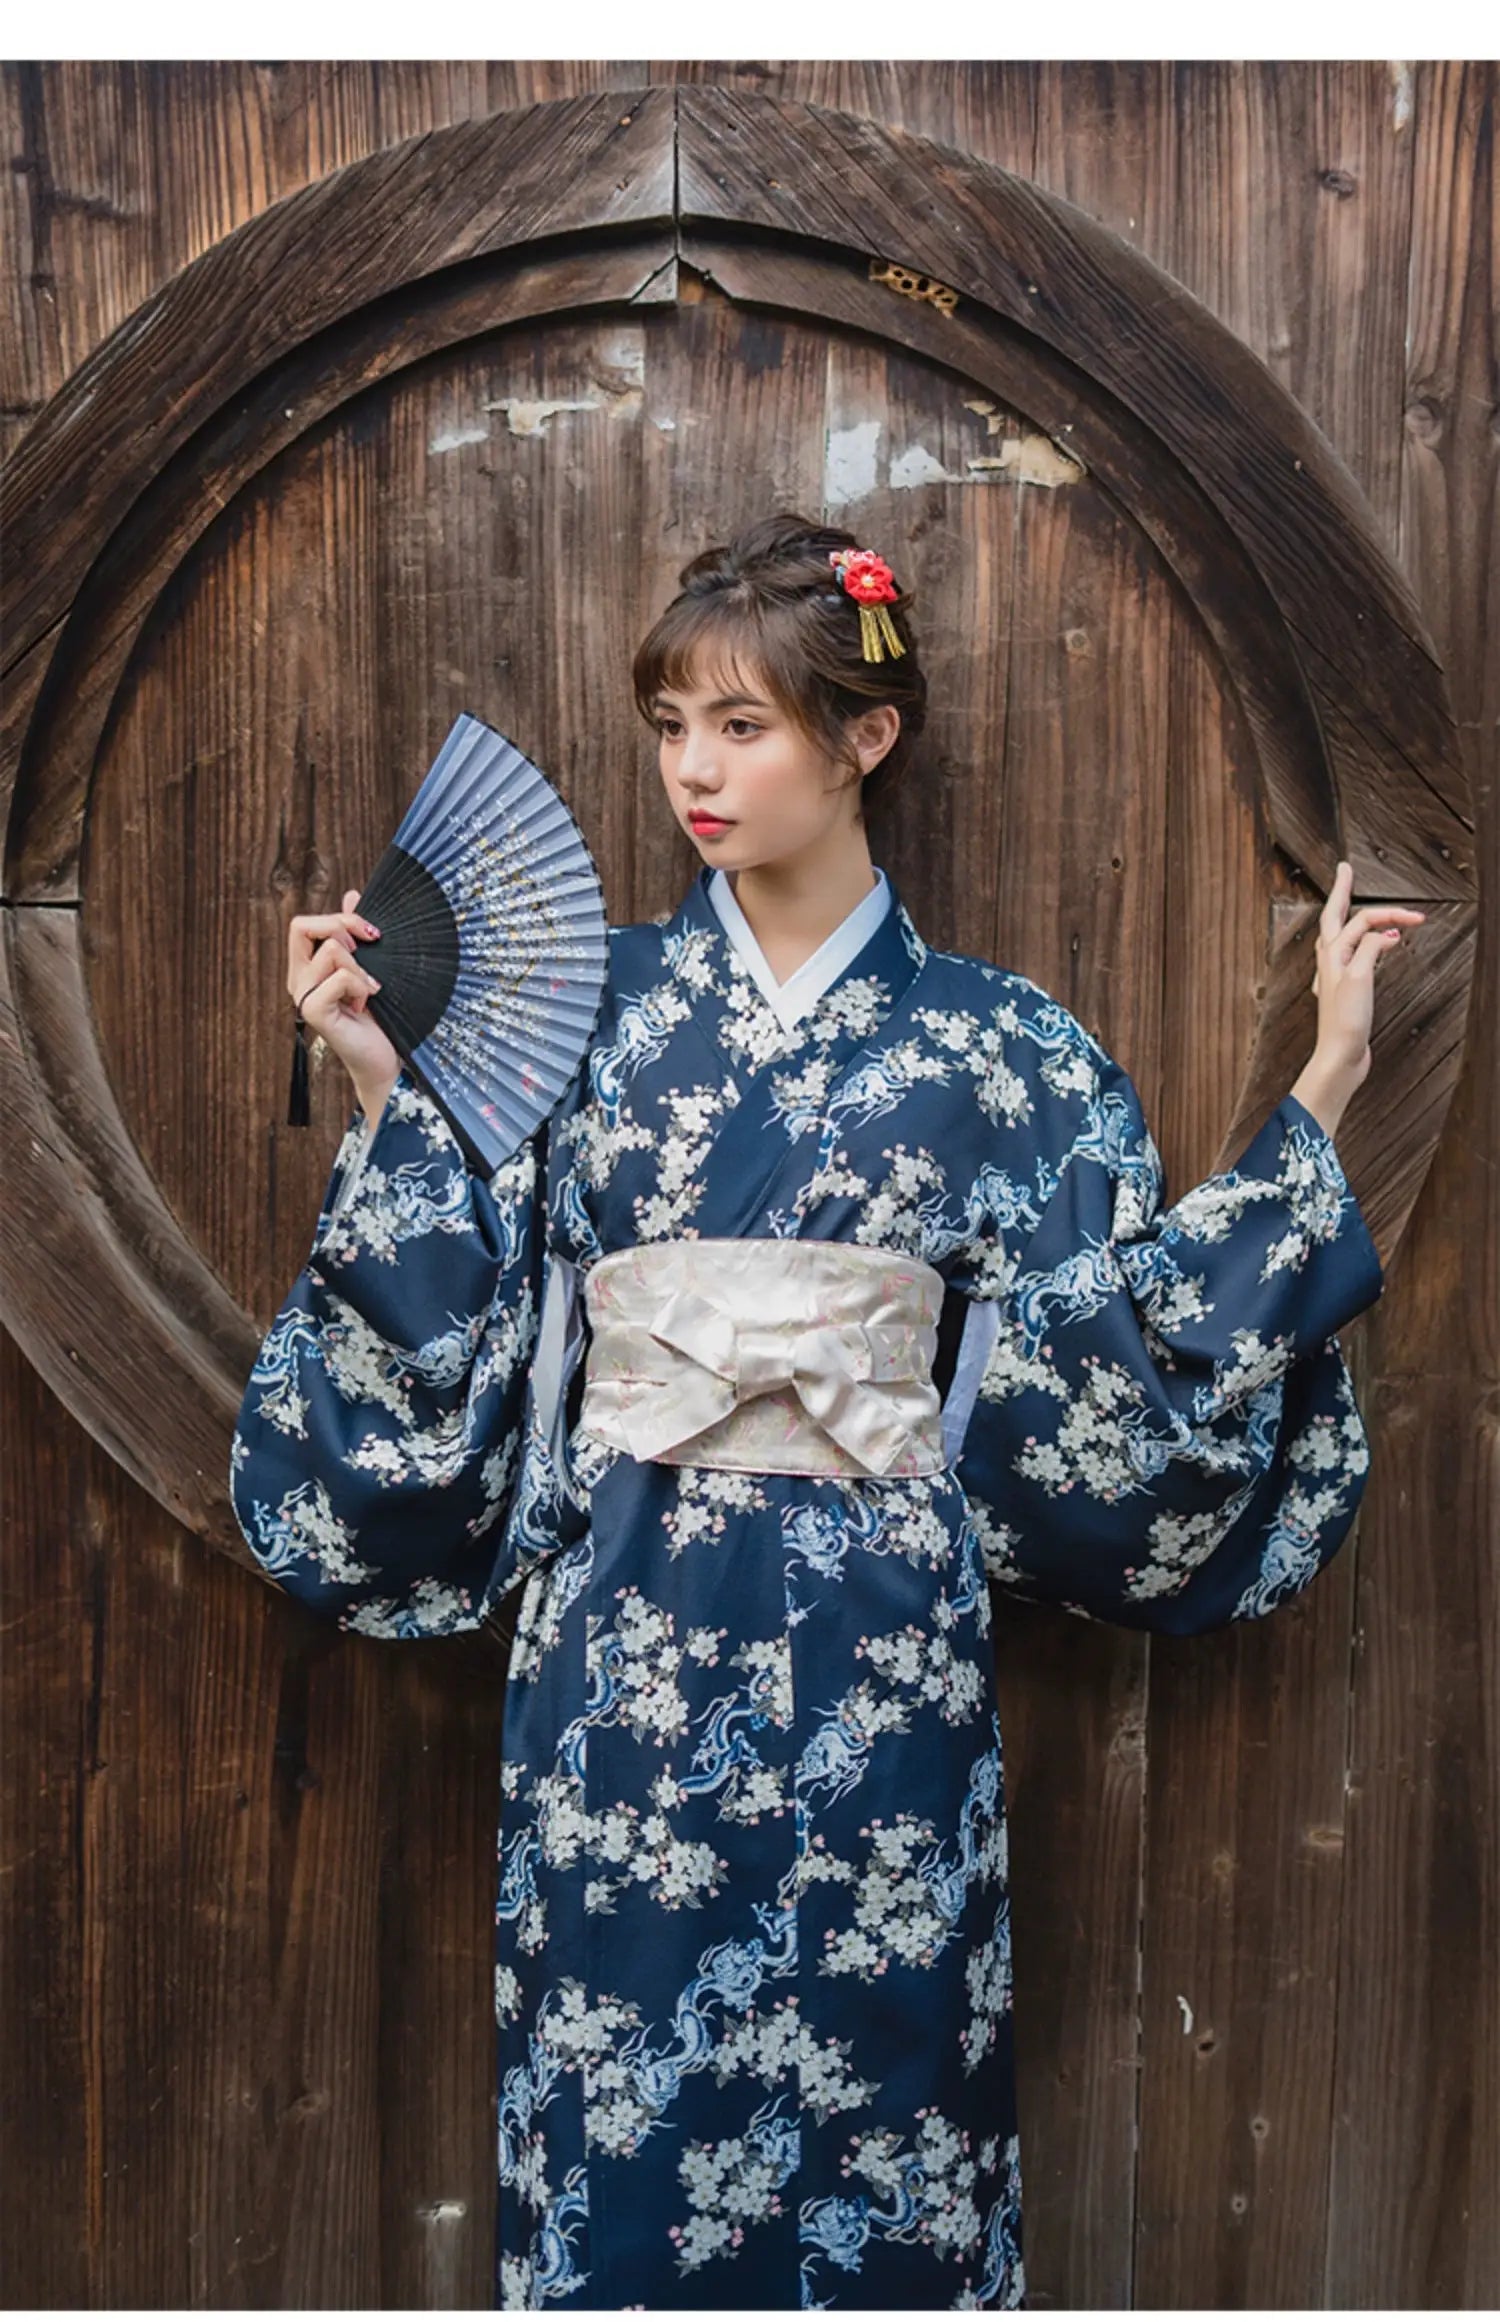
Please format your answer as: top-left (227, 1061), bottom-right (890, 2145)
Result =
top-left (0, 87), bottom-right (1475, 1560)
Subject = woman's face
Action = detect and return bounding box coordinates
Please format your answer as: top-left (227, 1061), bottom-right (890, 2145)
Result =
top-left (651, 656), bottom-right (895, 876)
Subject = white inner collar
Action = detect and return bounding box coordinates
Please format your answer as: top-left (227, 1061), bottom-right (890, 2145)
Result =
top-left (707, 866), bottom-right (892, 1029)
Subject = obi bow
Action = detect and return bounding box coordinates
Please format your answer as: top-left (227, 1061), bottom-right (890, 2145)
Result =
top-left (578, 1244), bottom-right (947, 1476)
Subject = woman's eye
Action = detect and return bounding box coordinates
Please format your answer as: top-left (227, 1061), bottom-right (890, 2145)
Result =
top-left (655, 716), bottom-right (760, 739)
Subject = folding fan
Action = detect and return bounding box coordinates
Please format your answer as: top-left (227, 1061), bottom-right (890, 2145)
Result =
top-left (287, 713), bottom-right (608, 1177)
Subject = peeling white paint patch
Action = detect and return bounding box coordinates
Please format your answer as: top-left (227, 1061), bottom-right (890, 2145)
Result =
top-left (855, 395), bottom-right (1091, 490)
top-left (427, 425), bottom-right (491, 455)
top-left (596, 333), bottom-right (647, 386)
top-left (963, 396), bottom-right (1085, 483)
top-left (1176, 1994), bottom-right (1195, 2035)
top-left (963, 396), bottom-right (1008, 436)
top-left (967, 431), bottom-right (1087, 487)
top-left (1388, 60), bottom-right (1413, 131)
top-left (890, 442), bottom-right (954, 489)
top-left (825, 420), bottom-right (882, 507)
top-left (482, 395), bottom-right (604, 438)
top-left (879, 428), bottom-right (1084, 490)
top-left (654, 416), bottom-right (678, 431)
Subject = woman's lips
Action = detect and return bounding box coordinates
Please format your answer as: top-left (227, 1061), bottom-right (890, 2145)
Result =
top-left (688, 812), bottom-right (734, 835)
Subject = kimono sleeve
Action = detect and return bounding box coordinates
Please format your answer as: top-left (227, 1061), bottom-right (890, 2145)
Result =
top-left (228, 1063), bottom-right (546, 1638)
top-left (954, 1028), bottom-right (1386, 1636)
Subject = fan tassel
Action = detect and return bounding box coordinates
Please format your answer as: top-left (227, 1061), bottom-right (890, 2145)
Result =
top-left (287, 1015), bottom-right (312, 1127)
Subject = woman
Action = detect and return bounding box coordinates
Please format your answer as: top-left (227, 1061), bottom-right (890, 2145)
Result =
top-left (231, 514), bottom-right (1417, 2310)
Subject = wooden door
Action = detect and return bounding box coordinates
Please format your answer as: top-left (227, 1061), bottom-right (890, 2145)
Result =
top-left (1, 81), bottom-right (1477, 2307)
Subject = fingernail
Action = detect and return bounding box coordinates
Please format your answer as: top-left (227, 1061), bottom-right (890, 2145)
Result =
top-left (361, 920), bottom-right (379, 937)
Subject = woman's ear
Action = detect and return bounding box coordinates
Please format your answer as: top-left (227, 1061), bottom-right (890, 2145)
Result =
top-left (851, 702), bottom-right (901, 774)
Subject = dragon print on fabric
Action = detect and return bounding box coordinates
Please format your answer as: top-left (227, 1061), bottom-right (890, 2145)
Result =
top-left (231, 865), bottom-right (1384, 2307)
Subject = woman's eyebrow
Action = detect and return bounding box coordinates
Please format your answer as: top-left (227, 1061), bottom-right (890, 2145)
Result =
top-left (650, 692), bottom-right (773, 712)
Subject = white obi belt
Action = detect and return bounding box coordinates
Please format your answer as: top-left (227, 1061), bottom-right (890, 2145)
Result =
top-left (527, 1236), bottom-right (999, 1481)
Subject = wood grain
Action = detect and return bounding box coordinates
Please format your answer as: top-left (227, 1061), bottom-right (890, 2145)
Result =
top-left (4, 238), bottom-right (676, 903)
top-left (1, 61), bottom-right (1493, 2314)
top-left (1, 90), bottom-right (675, 665)
top-left (0, 904), bottom-right (248, 1531)
top-left (0, 1324), bottom-right (91, 2301)
top-left (1, 82), bottom-right (1464, 1565)
top-left (676, 85), bottom-right (1473, 886)
top-left (9, 1386), bottom-right (504, 2304)
top-left (1327, 60), bottom-right (1500, 2303)
top-left (997, 88), bottom-right (1174, 2299)
top-left (1044, 66), bottom-right (1390, 2307)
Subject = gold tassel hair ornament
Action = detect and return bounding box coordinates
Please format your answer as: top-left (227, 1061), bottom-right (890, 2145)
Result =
top-left (827, 545), bottom-right (908, 663)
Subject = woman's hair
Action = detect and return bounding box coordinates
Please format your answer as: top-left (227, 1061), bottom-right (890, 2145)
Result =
top-left (631, 512), bottom-right (927, 811)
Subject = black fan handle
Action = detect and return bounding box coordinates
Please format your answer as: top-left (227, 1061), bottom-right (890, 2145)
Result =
top-left (285, 932), bottom-right (377, 1131)
top-left (287, 1015), bottom-right (312, 1127)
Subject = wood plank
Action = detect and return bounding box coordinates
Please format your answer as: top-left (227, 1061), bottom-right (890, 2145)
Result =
top-left (1159, 63), bottom-right (1416, 549)
top-left (0, 1264), bottom-right (512, 2304)
top-left (0, 1327), bottom-right (90, 2301)
top-left (2, 60), bottom-right (1495, 2315)
top-left (0, 57), bottom-right (1038, 486)
top-left (676, 86), bottom-right (1472, 862)
top-left (4, 237), bottom-right (675, 903)
top-left (1134, 609), bottom-right (1350, 2308)
top-left (1, 89), bottom-right (673, 663)
top-left (992, 373), bottom-right (1177, 2315)
top-left (1329, 1374), bottom-right (1499, 2304)
top-left (678, 226), bottom-right (1469, 909)
top-left (993, 1605), bottom-right (1148, 2311)
top-left (1136, 1580), bottom-right (1362, 2305)
top-left (1145, 633), bottom-right (1356, 2308)
top-left (0, 906), bottom-right (249, 1533)
top-left (797, 59), bottom-right (1037, 166)
top-left (76, 1470), bottom-right (305, 2302)
top-left (1133, 63), bottom-right (1402, 2312)
top-left (376, 1651), bottom-right (509, 2307)
top-left (1326, 59), bottom-right (1500, 2303)
top-left (0, 61), bottom-right (686, 465)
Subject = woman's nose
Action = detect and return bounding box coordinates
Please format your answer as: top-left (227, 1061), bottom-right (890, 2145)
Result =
top-left (679, 739), bottom-right (722, 787)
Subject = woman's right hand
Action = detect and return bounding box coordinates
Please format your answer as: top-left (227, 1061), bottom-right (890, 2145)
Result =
top-left (288, 888), bottom-right (400, 1103)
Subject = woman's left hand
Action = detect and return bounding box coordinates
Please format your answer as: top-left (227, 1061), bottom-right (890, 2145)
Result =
top-left (1310, 859), bottom-right (1425, 1088)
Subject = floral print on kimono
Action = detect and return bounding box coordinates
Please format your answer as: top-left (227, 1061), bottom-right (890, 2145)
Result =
top-left (231, 865), bottom-right (1383, 2310)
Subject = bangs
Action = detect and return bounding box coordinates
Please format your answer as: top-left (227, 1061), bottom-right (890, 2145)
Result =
top-left (633, 594), bottom-right (801, 726)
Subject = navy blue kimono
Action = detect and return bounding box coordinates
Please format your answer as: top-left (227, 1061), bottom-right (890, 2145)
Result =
top-left (231, 866), bottom-right (1384, 2310)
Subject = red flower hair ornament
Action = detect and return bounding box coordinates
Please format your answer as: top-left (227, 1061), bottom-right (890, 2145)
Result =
top-left (828, 546), bottom-right (908, 664)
